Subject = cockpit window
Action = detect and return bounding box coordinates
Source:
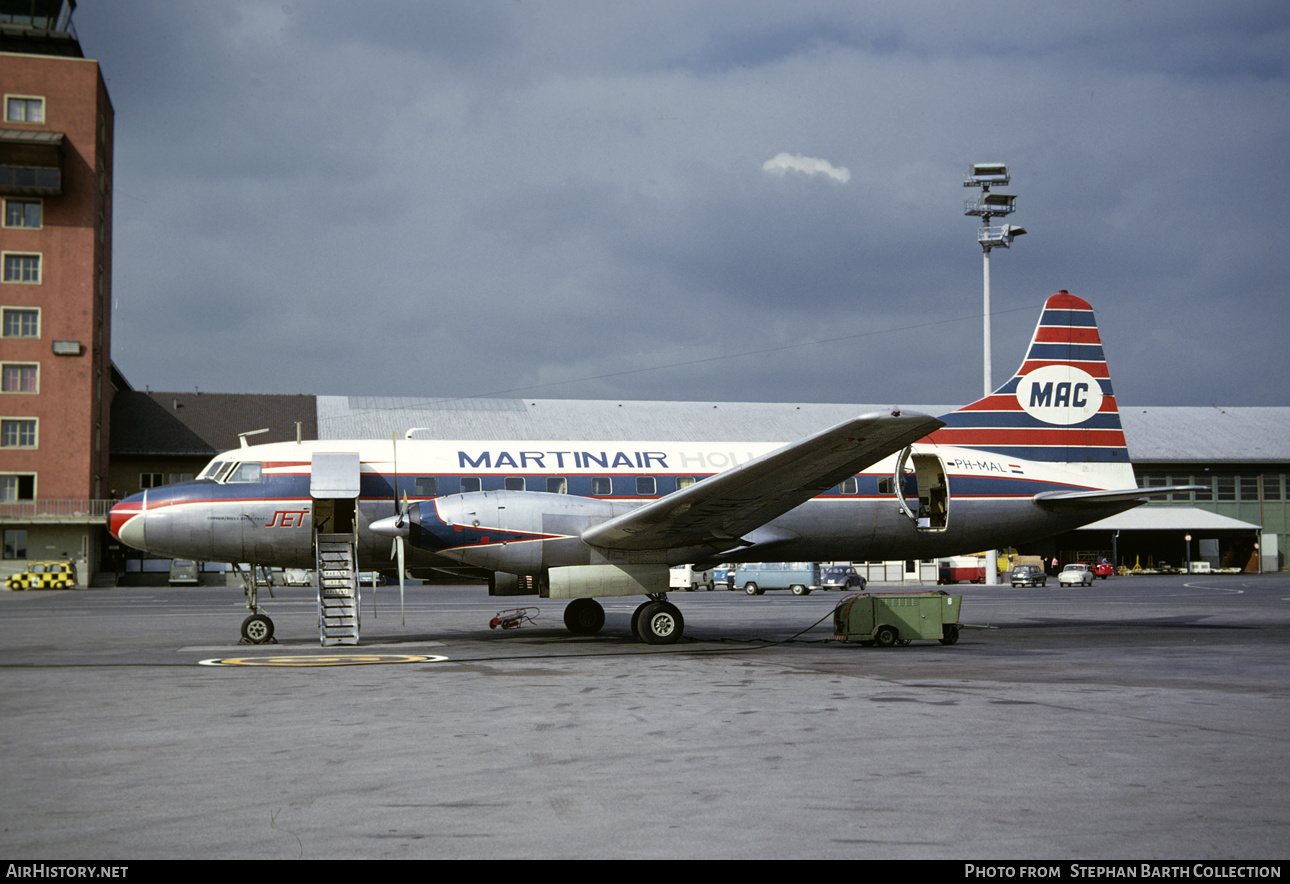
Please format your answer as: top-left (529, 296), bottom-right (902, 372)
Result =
top-left (197, 460), bottom-right (226, 481)
top-left (225, 462), bottom-right (263, 483)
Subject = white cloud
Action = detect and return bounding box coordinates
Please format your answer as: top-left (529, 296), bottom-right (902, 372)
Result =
top-left (761, 152), bottom-right (851, 184)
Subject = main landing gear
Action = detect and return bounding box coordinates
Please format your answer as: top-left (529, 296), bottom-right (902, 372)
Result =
top-left (561, 595), bottom-right (686, 644)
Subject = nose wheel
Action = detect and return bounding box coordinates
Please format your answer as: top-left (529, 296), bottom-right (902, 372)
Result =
top-left (240, 613), bottom-right (276, 644)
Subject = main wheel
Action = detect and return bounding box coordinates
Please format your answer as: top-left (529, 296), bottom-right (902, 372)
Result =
top-left (241, 613), bottom-right (274, 644)
top-left (875, 625), bottom-right (898, 648)
top-left (563, 598), bottom-right (605, 635)
top-left (636, 601), bottom-right (684, 644)
top-left (939, 624), bottom-right (960, 646)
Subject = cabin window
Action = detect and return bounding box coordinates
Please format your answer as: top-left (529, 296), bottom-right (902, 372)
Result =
top-left (460, 477), bottom-right (481, 493)
top-left (547, 477), bottom-right (567, 494)
top-left (840, 477), bottom-right (858, 494)
top-left (591, 477), bottom-right (612, 495)
top-left (504, 477), bottom-right (525, 491)
top-left (675, 477), bottom-right (695, 492)
top-left (635, 476), bottom-right (656, 495)
top-left (226, 462), bottom-right (263, 483)
top-left (878, 477), bottom-right (895, 494)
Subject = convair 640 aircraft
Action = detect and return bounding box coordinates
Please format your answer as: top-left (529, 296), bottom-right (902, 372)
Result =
top-left (110, 292), bottom-right (1190, 646)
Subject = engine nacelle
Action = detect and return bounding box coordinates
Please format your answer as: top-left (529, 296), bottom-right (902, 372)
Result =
top-left (403, 490), bottom-right (633, 572)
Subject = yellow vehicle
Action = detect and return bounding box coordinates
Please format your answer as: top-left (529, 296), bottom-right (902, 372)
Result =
top-left (5, 561), bottom-right (76, 591)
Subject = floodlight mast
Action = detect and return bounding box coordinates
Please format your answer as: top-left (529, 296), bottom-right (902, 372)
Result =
top-left (964, 162), bottom-right (1026, 585)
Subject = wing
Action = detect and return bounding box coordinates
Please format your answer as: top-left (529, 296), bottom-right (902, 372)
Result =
top-left (580, 410), bottom-right (944, 552)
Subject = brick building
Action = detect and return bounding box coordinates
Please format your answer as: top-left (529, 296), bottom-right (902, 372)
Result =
top-left (0, 1), bottom-right (114, 576)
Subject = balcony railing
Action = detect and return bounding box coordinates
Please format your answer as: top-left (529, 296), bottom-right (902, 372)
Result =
top-left (0, 499), bottom-right (113, 521)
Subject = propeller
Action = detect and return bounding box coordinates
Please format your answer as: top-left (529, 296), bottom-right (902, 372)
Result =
top-left (390, 433), bottom-right (406, 626)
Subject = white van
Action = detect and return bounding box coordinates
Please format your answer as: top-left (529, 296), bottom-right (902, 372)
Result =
top-left (669, 565), bottom-right (715, 591)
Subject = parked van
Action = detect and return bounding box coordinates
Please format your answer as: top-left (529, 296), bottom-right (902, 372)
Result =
top-left (669, 565), bottom-right (715, 591)
top-left (736, 562), bottom-right (822, 596)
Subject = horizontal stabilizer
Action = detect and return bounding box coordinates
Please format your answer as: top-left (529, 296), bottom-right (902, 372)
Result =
top-left (1033, 485), bottom-right (1205, 511)
top-left (581, 410), bottom-right (943, 552)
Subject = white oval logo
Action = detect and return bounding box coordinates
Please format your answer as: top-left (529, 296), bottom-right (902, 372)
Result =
top-left (1015, 365), bottom-right (1104, 425)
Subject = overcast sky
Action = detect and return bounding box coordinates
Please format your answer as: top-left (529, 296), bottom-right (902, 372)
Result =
top-left (75, 1), bottom-right (1290, 409)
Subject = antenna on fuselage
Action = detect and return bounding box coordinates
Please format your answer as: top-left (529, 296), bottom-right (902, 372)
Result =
top-left (238, 428), bottom-right (270, 448)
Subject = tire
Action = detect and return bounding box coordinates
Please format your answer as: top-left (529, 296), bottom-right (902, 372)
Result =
top-left (791, 584), bottom-right (809, 596)
top-left (706, 582), bottom-right (715, 592)
top-left (241, 614), bottom-right (274, 644)
top-left (939, 624), bottom-right (960, 646)
top-left (744, 582), bottom-right (759, 596)
top-left (637, 601), bottom-right (683, 644)
top-left (563, 598), bottom-right (605, 635)
top-left (875, 625), bottom-right (898, 648)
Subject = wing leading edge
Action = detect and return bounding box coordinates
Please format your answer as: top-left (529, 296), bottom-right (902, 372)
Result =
top-left (580, 410), bottom-right (944, 553)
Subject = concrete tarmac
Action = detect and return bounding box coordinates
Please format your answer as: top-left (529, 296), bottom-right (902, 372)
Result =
top-left (1, 575), bottom-right (1288, 860)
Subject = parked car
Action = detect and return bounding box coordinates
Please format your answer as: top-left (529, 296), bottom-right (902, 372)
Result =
top-left (821, 565), bottom-right (866, 592)
top-left (1090, 560), bottom-right (1114, 579)
top-left (1058, 563), bottom-right (1095, 587)
top-left (1010, 564), bottom-right (1047, 587)
top-left (5, 561), bottom-right (76, 590)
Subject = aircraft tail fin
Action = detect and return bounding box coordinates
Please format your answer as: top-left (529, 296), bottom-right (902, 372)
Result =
top-left (931, 291), bottom-right (1134, 485)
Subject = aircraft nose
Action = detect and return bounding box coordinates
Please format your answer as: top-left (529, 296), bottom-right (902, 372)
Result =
top-left (109, 492), bottom-right (147, 550)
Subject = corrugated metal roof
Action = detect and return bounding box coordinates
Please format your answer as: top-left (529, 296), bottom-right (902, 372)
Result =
top-left (317, 396), bottom-right (1290, 463)
top-left (1079, 506), bottom-right (1261, 532)
top-left (316, 396), bottom-right (956, 443)
top-left (1118, 408), bottom-right (1290, 463)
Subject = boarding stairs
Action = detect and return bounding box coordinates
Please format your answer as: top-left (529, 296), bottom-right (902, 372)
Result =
top-left (316, 532), bottom-right (360, 645)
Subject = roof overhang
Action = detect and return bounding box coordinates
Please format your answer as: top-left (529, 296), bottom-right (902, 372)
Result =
top-left (1078, 506), bottom-right (1261, 533)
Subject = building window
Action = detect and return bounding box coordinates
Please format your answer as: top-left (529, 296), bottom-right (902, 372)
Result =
top-left (1264, 474), bottom-right (1282, 502)
top-left (168, 473), bottom-right (193, 485)
top-left (0, 419), bottom-right (36, 448)
top-left (1216, 475), bottom-right (1236, 501)
top-left (1239, 476), bottom-right (1260, 502)
top-left (3, 199), bottom-right (41, 229)
top-left (1, 474), bottom-right (35, 501)
top-left (2, 253), bottom-right (41, 284)
top-left (4, 96), bottom-right (44, 124)
top-left (1, 364), bottom-right (37, 393)
top-left (2, 308), bottom-right (39, 338)
top-left (3, 529), bottom-right (26, 559)
top-left (1192, 475), bottom-right (1213, 501)
top-left (139, 473), bottom-right (163, 489)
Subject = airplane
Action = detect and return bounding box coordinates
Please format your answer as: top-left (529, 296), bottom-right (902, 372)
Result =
top-left (108, 291), bottom-right (1195, 646)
